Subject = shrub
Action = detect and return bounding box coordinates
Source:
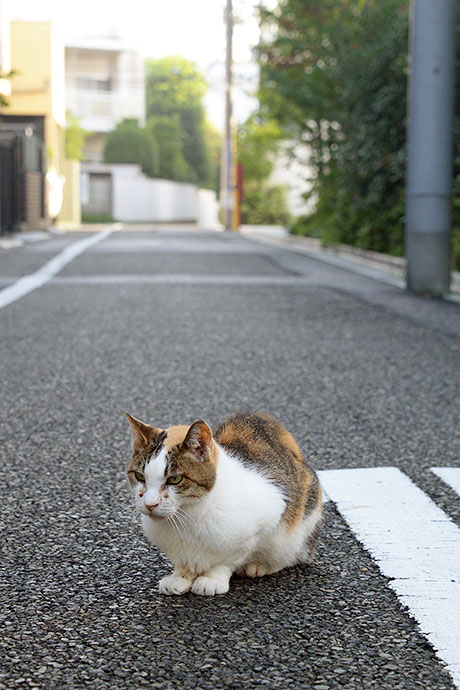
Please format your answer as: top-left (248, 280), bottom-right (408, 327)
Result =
top-left (104, 119), bottom-right (159, 177)
top-left (241, 183), bottom-right (291, 226)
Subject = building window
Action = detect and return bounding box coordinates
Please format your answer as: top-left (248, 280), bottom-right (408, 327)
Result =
top-left (76, 77), bottom-right (112, 92)
top-left (96, 78), bottom-right (112, 92)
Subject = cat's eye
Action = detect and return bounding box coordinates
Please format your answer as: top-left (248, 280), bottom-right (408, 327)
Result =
top-left (134, 471), bottom-right (145, 483)
top-left (167, 474), bottom-right (183, 485)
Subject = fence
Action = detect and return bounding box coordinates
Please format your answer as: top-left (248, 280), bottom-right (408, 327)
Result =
top-left (0, 124), bottom-right (47, 234)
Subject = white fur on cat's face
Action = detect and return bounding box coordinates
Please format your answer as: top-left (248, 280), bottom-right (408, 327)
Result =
top-left (133, 447), bottom-right (180, 520)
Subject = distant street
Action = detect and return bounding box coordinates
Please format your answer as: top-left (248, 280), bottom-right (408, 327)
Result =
top-left (1, 226), bottom-right (460, 690)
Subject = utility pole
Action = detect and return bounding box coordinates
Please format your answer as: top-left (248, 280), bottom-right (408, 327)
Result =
top-left (405, 0), bottom-right (457, 296)
top-left (222, 0), bottom-right (234, 231)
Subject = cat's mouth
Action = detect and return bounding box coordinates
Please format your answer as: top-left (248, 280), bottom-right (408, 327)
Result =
top-left (147, 512), bottom-right (165, 520)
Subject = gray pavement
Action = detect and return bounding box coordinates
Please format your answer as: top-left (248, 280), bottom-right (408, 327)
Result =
top-left (1, 227), bottom-right (459, 690)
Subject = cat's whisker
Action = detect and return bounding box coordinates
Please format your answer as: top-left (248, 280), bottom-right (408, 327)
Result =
top-left (172, 511), bottom-right (191, 538)
top-left (167, 513), bottom-right (186, 542)
top-left (175, 507), bottom-right (197, 531)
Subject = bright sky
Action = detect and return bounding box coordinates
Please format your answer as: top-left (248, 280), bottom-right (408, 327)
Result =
top-left (9, 0), bottom-right (262, 65)
top-left (8, 0), bottom-right (265, 127)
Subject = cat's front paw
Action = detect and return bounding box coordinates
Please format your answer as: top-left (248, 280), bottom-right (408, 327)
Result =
top-left (191, 576), bottom-right (229, 596)
top-left (159, 574), bottom-right (192, 596)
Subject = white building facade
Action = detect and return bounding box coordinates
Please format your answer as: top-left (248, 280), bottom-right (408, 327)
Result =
top-left (65, 36), bottom-right (145, 162)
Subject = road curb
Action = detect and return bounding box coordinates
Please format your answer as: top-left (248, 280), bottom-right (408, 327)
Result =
top-left (241, 228), bottom-right (460, 301)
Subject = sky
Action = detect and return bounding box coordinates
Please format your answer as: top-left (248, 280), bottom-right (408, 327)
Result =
top-left (9, 0), bottom-right (261, 62)
top-left (8, 0), bottom-right (266, 128)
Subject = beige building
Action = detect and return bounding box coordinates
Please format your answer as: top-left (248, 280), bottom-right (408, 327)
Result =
top-left (0, 19), bottom-right (80, 227)
top-left (65, 36), bottom-right (145, 162)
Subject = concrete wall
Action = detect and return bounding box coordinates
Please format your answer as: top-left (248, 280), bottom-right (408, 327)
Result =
top-left (198, 189), bottom-right (220, 229)
top-left (81, 163), bottom-right (221, 226)
top-left (113, 174), bottom-right (198, 223)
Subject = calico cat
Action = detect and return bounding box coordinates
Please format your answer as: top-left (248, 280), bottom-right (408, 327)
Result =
top-left (126, 411), bottom-right (322, 596)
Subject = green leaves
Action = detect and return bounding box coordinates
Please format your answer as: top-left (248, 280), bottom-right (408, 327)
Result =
top-left (258, 0), bottom-right (409, 255)
top-left (145, 57), bottom-right (213, 187)
top-left (65, 111), bottom-right (89, 162)
top-left (103, 119), bottom-right (159, 178)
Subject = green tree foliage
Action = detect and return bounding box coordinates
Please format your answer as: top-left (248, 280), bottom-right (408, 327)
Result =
top-left (145, 56), bottom-right (212, 187)
top-left (0, 70), bottom-right (15, 107)
top-left (65, 111), bottom-right (88, 161)
top-left (237, 114), bottom-right (290, 225)
top-left (238, 116), bottom-right (283, 180)
top-left (146, 116), bottom-right (191, 182)
top-left (103, 118), bottom-right (159, 177)
top-left (203, 119), bottom-right (222, 193)
top-left (241, 182), bottom-right (291, 226)
top-left (258, 0), bottom-right (409, 254)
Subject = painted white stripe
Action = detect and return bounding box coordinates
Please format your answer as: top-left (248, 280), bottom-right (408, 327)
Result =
top-left (318, 467), bottom-right (460, 688)
top-left (48, 274), bottom-right (309, 286)
top-left (431, 467), bottom-right (460, 498)
top-left (0, 230), bottom-right (112, 310)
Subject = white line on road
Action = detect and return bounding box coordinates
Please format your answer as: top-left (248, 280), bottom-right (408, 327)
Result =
top-left (431, 467), bottom-right (460, 499)
top-left (48, 274), bottom-right (310, 286)
top-left (318, 466), bottom-right (460, 688)
top-left (0, 229), bottom-right (112, 310)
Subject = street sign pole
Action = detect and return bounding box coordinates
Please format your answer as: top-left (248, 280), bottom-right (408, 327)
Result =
top-left (406, 0), bottom-right (457, 296)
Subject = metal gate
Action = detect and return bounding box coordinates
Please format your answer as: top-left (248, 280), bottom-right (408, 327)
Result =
top-left (0, 124), bottom-right (46, 235)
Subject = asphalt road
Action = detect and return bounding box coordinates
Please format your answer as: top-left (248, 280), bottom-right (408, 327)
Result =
top-left (1, 226), bottom-right (459, 690)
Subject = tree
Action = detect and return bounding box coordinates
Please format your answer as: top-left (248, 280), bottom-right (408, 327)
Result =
top-left (258, 0), bottom-right (409, 254)
top-left (104, 118), bottom-right (159, 177)
top-left (237, 114), bottom-right (290, 225)
top-left (145, 56), bottom-right (212, 186)
top-left (238, 115), bottom-right (283, 181)
top-left (203, 119), bottom-right (222, 193)
top-left (65, 111), bottom-right (88, 161)
top-left (0, 70), bottom-right (15, 108)
top-left (146, 116), bottom-right (191, 182)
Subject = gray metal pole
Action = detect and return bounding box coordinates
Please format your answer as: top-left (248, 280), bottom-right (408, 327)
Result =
top-left (406, 0), bottom-right (457, 296)
top-left (223, 0), bottom-right (234, 231)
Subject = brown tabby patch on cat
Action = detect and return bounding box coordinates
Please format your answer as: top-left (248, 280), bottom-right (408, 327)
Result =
top-left (214, 412), bottom-right (321, 530)
top-left (165, 421), bottom-right (218, 498)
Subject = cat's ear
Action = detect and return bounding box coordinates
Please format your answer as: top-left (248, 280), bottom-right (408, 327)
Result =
top-left (182, 420), bottom-right (213, 461)
top-left (126, 413), bottom-right (162, 451)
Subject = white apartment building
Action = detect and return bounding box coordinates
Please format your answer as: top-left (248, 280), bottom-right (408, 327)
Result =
top-left (65, 35), bottom-right (145, 162)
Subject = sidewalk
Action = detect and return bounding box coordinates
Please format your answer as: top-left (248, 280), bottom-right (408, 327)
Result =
top-left (0, 229), bottom-right (53, 249)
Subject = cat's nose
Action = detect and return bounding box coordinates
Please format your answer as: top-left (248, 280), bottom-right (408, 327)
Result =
top-left (144, 499), bottom-right (159, 511)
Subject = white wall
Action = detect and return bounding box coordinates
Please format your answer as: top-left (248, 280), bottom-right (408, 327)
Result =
top-left (82, 162), bottom-right (221, 226)
top-left (198, 189), bottom-right (221, 229)
top-left (113, 175), bottom-right (198, 223)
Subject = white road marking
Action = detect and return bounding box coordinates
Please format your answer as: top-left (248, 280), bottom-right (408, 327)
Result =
top-left (431, 468), bottom-right (460, 498)
top-left (49, 274), bottom-right (310, 286)
top-left (318, 467), bottom-right (460, 688)
top-left (0, 230), bottom-right (112, 310)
